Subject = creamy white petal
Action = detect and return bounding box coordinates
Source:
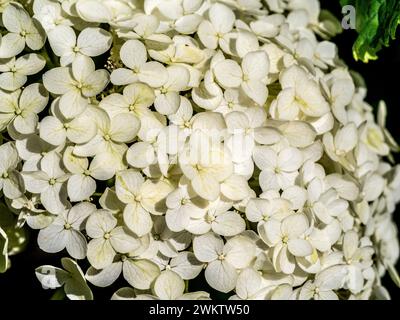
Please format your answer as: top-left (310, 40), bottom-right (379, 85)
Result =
top-left (122, 259), bottom-right (160, 290)
top-left (78, 27), bottom-right (112, 57)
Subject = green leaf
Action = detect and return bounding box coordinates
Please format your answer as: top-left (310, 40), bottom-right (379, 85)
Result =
top-left (50, 288), bottom-right (67, 300)
top-left (339, 0), bottom-right (400, 62)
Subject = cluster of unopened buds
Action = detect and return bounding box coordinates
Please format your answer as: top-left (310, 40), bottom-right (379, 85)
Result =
top-left (0, 0), bottom-right (399, 300)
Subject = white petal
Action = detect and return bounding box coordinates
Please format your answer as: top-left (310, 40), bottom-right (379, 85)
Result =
top-left (0, 72), bottom-right (27, 91)
top-left (120, 39), bottom-right (147, 70)
top-left (86, 263), bottom-right (122, 287)
top-left (241, 79), bottom-right (268, 106)
top-left (67, 174), bottom-right (96, 202)
top-left (67, 114), bottom-right (98, 144)
top-left (109, 113), bottom-right (140, 143)
top-left (170, 252), bottom-right (203, 280)
top-left (66, 230), bottom-right (87, 259)
top-left (214, 59), bottom-right (242, 88)
top-left (154, 92), bottom-right (180, 115)
top-left (242, 50), bottom-right (269, 80)
top-left (13, 113), bottom-right (39, 135)
top-left (209, 3), bottom-right (235, 33)
top-left (205, 260), bottom-right (237, 293)
top-left (39, 116), bottom-right (66, 146)
top-left (278, 147), bottom-right (303, 172)
top-left (110, 226), bottom-right (140, 253)
top-left (87, 238), bottom-right (115, 269)
top-left (197, 21), bottom-right (218, 49)
top-left (343, 230), bottom-right (358, 261)
top-left (41, 184), bottom-right (68, 214)
top-left (192, 173), bottom-right (220, 201)
top-left (138, 62), bottom-right (168, 88)
top-left (281, 214), bottom-right (309, 238)
top-left (15, 53), bottom-right (46, 75)
top-left (81, 69), bottom-right (109, 97)
top-left (43, 67), bottom-right (74, 94)
top-left (86, 210), bottom-right (117, 238)
top-left (47, 25), bottom-right (76, 57)
top-left (212, 211), bottom-right (245, 237)
top-left (193, 233), bottom-right (223, 263)
top-left (224, 235), bottom-right (255, 268)
top-left (59, 89), bottom-right (88, 119)
top-left (38, 223), bottom-right (67, 253)
top-left (0, 33), bottom-right (25, 58)
top-left (126, 142), bottom-right (155, 168)
top-left (287, 239), bottom-right (312, 257)
top-left (122, 259), bottom-right (160, 290)
top-left (75, 0), bottom-right (112, 23)
top-left (154, 270), bottom-right (185, 299)
top-left (115, 170), bottom-right (143, 203)
top-left (110, 68), bottom-right (138, 86)
top-left (123, 203), bottom-right (153, 237)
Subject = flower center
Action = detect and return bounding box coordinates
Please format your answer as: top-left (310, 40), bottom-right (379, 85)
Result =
top-left (1, 172), bottom-right (9, 179)
top-left (104, 232), bottom-right (111, 240)
top-left (217, 254), bottom-right (225, 261)
top-left (282, 235), bottom-right (289, 244)
top-left (49, 178), bottom-right (57, 185)
top-left (103, 134), bottom-right (111, 141)
top-left (206, 213), bottom-right (216, 223)
top-left (64, 223), bottom-right (71, 230)
top-left (195, 164), bottom-right (204, 172)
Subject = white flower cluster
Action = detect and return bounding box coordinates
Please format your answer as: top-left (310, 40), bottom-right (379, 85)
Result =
top-left (0, 0), bottom-right (399, 300)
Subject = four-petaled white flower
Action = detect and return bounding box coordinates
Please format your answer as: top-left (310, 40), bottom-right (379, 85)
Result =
top-left (43, 55), bottom-right (109, 119)
top-left (22, 152), bottom-right (70, 214)
top-left (86, 209), bottom-right (141, 270)
top-left (259, 214), bottom-right (313, 274)
top-left (37, 202), bottom-right (96, 259)
top-left (111, 39), bottom-right (168, 88)
top-left (0, 3), bottom-right (46, 58)
top-left (193, 233), bottom-right (256, 293)
top-left (0, 83), bottom-right (49, 134)
top-left (48, 25), bottom-right (112, 66)
top-left (213, 51), bottom-right (270, 106)
top-left (0, 54), bottom-right (46, 91)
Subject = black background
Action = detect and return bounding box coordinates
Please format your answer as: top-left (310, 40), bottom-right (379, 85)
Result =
top-left (0, 0), bottom-right (399, 300)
